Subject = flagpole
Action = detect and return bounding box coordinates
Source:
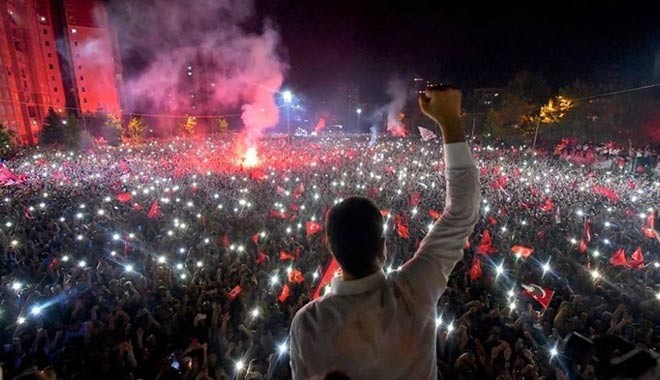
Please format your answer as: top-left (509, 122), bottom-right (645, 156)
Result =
top-left (532, 115), bottom-right (540, 150)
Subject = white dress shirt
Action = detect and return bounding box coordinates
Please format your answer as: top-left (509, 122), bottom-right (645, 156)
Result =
top-left (289, 142), bottom-right (481, 380)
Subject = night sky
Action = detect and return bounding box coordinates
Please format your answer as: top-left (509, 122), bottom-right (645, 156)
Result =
top-left (262, 0), bottom-right (660, 102)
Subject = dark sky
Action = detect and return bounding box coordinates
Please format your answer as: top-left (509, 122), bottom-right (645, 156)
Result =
top-left (261, 0), bottom-right (660, 102)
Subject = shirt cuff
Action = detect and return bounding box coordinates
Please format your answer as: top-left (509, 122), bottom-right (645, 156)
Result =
top-left (444, 142), bottom-right (475, 169)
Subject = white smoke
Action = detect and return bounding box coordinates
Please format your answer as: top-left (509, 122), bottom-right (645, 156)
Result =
top-left (109, 0), bottom-right (287, 139)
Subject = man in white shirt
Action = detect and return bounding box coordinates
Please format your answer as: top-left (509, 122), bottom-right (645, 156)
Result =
top-left (289, 87), bottom-right (481, 379)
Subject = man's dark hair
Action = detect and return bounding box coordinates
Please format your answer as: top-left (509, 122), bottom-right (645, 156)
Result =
top-left (326, 196), bottom-right (383, 277)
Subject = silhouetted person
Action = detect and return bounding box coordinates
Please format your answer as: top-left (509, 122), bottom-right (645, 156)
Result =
top-left (290, 87), bottom-right (480, 379)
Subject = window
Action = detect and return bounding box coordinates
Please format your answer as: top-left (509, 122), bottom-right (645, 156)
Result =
top-left (51, 76), bottom-right (55, 81)
top-left (43, 29), bottom-right (47, 35)
top-left (14, 41), bottom-right (21, 51)
top-left (23, 80), bottom-right (27, 88)
top-left (47, 53), bottom-right (51, 58)
top-left (78, 65), bottom-right (81, 69)
top-left (49, 64), bottom-right (54, 70)
top-left (80, 76), bottom-right (84, 81)
top-left (81, 86), bottom-right (86, 92)
top-left (74, 41), bottom-right (78, 47)
top-left (53, 87), bottom-right (57, 92)
top-left (83, 98), bottom-right (87, 103)
top-left (28, 107), bottom-right (36, 117)
top-left (45, 41), bottom-right (50, 47)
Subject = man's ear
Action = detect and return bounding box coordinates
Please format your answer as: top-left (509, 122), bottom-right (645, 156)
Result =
top-left (325, 234), bottom-right (332, 255)
top-left (377, 237), bottom-right (386, 264)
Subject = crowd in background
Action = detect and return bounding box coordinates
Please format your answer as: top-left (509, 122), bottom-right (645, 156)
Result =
top-left (0, 135), bottom-right (658, 379)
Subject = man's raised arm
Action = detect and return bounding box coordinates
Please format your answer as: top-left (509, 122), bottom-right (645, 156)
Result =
top-left (400, 87), bottom-right (481, 305)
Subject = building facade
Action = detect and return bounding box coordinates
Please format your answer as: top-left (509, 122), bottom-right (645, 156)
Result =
top-left (0, 0), bottom-right (66, 144)
top-left (0, 0), bottom-right (121, 145)
top-left (58, 0), bottom-right (121, 116)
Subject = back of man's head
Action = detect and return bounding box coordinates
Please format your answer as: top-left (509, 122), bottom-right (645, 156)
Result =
top-left (326, 196), bottom-right (383, 278)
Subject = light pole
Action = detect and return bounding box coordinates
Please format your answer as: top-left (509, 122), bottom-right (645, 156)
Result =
top-left (356, 108), bottom-right (362, 133)
top-left (283, 90), bottom-right (292, 142)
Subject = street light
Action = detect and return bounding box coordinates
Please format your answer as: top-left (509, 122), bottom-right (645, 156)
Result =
top-left (283, 90), bottom-right (293, 142)
top-left (356, 108), bottom-right (362, 133)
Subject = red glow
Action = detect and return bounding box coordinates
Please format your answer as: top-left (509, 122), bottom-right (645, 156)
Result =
top-left (314, 117), bottom-right (326, 133)
top-left (243, 146), bottom-right (259, 167)
top-left (387, 113), bottom-right (409, 137)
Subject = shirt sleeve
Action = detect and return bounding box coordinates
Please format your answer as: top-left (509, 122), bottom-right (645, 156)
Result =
top-left (289, 313), bottom-right (311, 380)
top-left (399, 142), bottom-right (481, 308)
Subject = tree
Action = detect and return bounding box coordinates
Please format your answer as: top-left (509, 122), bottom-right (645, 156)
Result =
top-left (126, 117), bottom-right (147, 144)
top-left (217, 117), bottom-right (228, 133)
top-left (0, 124), bottom-right (15, 156)
top-left (39, 108), bottom-right (65, 145)
top-left (102, 114), bottom-right (123, 146)
top-left (481, 71), bottom-right (552, 143)
top-left (83, 109), bottom-right (108, 138)
top-left (182, 116), bottom-right (196, 136)
top-left (62, 115), bottom-right (83, 148)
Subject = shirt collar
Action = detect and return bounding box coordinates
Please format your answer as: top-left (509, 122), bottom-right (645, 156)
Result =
top-left (330, 269), bottom-right (386, 296)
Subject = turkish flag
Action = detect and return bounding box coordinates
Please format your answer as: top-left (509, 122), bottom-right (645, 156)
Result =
top-left (288, 269), bottom-right (305, 284)
top-left (540, 199), bottom-right (554, 213)
top-left (116, 192), bottom-right (132, 203)
top-left (306, 221), bottom-right (323, 236)
top-left (270, 209), bottom-right (287, 219)
top-left (394, 214), bottom-right (410, 239)
top-left (477, 230), bottom-right (496, 255)
top-left (380, 209), bottom-right (390, 217)
top-left (469, 256), bottom-right (482, 281)
top-left (252, 233), bottom-right (259, 245)
top-left (147, 201), bottom-right (162, 219)
top-left (627, 247), bottom-right (644, 269)
top-left (293, 183), bottom-right (305, 199)
top-left (313, 258), bottom-right (341, 299)
top-left (511, 245), bottom-right (534, 259)
top-left (228, 285), bottom-right (242, 300)
top-left (220, 234), bottom-right (230, 248)
top-left (255, 251), bottom-right (268, 265)
top-left (279, 251), bottom-right (295, 261)
top-left (481, 230), bottom-right (492, 246)
top-left (429, 209), bottom-right (441, 220)
top-left (583, 220), bottom-right (592, 243)
top-left (609, 248), bottom-right (627, 267)
top-left (409, 192), bottom-right (422, 207)
top-left (642, 213), bottom-right (656, 239)
top-left (278, 284), bottom-right (291, 303)
top-left (522, 283), bottom-right (555, 309)
top-left (579, 238), bottom-right (588, 254)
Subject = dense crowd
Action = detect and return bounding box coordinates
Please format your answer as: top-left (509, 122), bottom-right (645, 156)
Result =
top-left (0, 135), bottom-right (659, 379)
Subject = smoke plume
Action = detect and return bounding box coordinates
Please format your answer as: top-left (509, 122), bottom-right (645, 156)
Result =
top-left (385, 75), bottom-right (409, 136)
top-left (108, 0), bottom-right (287, 142)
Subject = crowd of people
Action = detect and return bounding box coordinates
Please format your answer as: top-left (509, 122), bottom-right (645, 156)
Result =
top-left (0, 135), bottom-right (658, 379)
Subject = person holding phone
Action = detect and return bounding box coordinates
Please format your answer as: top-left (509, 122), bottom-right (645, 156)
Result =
top-left (289, 86), bottom-right (481, 379)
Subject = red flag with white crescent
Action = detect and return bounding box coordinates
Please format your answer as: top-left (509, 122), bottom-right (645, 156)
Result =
top-left (511, 245), bottom-right (534, 259)
top-left (609, 248), bottom-right (627, 267)
top-left (522, 283), bottom-right (555, 309)
top-left (312, 258), bottom-right (342, 299)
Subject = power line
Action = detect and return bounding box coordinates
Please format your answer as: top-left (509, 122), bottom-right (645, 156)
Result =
top-left (574, 82), bottom-right (660, 101)
top-left (0, 99), bottom-right (288, 119)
